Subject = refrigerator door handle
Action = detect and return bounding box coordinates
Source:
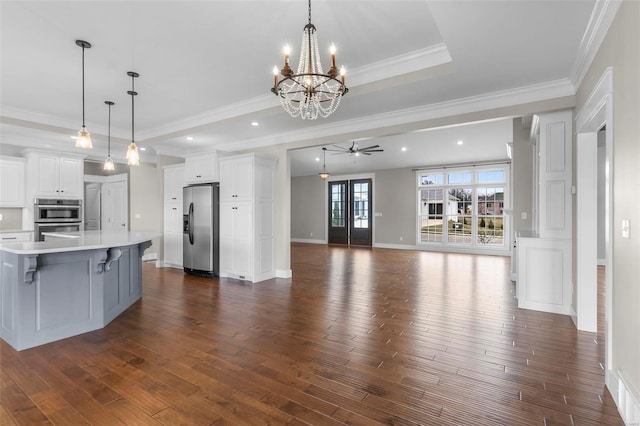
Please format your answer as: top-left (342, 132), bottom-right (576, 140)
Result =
top-left (188, 202), bottom-right (194, 245)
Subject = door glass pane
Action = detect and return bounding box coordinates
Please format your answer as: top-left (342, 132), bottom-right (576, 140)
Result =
top-left (331, 183), bottom-right (346, 227)
top-left (352, 182), bottom-right (369, 229)
top-left (477, 186), bottom-right (504, 245)
top-left (447, 188), bottom-right (472, 244)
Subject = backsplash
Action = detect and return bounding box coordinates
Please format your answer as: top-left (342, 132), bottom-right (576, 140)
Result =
top-left (0, 208), bottom-right (23, 230)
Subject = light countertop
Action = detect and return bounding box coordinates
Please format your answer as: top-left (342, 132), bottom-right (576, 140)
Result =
top-left (0, 229), bottom-right (33, 234)
top-left (0, 230), bottom-right (160, 255)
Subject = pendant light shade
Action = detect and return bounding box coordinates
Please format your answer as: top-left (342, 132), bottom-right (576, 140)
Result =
top-left (126, 71), bottom-right (140, 166)
top-left (75, 40), bottom-right (93, 149)
top-left (103, 101), bottom-right (115, 171)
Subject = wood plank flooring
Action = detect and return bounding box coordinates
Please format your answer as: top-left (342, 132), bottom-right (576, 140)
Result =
top-left (0, 243), bottom-right (623, 425)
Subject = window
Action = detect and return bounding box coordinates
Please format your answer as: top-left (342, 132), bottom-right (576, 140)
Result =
top-left (417, 166), bottom-right (509, 250)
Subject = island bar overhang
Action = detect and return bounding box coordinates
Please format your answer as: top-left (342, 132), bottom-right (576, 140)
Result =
top-left (0, 233), bottom-right (155, 351)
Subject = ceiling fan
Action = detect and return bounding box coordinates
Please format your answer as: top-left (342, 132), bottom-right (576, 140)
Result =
top-left (325, 141), bottom-right (384, 156)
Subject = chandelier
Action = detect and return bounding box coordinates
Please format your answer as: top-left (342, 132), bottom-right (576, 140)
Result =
top-left (271, 0), bottom-right (348, 120)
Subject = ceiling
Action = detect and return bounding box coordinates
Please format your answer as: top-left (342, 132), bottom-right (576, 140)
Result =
top-left (0, 1), bottom-right (597, 174)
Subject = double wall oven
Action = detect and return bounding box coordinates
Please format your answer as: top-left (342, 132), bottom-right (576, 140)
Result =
top-left (34, 198), bottom-right (82, 241)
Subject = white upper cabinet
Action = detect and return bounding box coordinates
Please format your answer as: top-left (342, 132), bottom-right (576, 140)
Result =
top-left (164, 164), bottom-right (185, 203)
top-left (25, 151), bottom-right (84, 199)
top-left (0, 156), bottom-right (25, 207)
top-left (219, 155), bottom-right (253, 201)
top-left (184, 152), bottom-right (218, 184)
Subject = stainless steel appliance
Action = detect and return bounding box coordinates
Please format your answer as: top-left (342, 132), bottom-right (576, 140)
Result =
top-left (34, 199), bottom-right (82, 241)
top-left (183, 183), bottom-right (219, 277)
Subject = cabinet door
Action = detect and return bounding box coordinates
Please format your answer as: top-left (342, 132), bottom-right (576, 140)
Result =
top-left (233, 202), bottom-right (252, 278)
top-left (0, 159), bottom-right (25, 207)
top-left (58, 157), bottom-right (83, 197)
top-left (235, 157), bottom-right (254, 201)
top-left (164, 204), bottom-right (182, 234)
top-left (164, 166), bottom-right (184, 203)
top-left (185, 153), bottom-right (218, 183)
top-left (219, 202), bottom-right (236, 274)
top-left (164, 233), bottom-right (183, 266)
top-left (219, 160), bottom-right (236, 201)
top-left (37, 154), bottom-right (60, 196)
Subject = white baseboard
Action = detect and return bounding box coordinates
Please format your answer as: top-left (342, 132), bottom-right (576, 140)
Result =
top-left (142, 252), bottom-right (158, 262)
top-left (608, 369), bottom-right (640, 425)
top-left (597, 258), bottom-right (607, 266)
top-left (570, 305), bottom-right (578, 330)
top-left (291, 238), bottom-right (326, 244)
top-left (155, 260), bottom-right (182, 269)
top-left (374, 242), bottom-right (510, 257)
top-left (276, 269), bottom-right (292, 279)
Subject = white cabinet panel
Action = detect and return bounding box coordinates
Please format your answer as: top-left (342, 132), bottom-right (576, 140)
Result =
top-left (185, 153), bottom-right (218, 184)
top-left (163, 200), bottom-right (183, 268)
top-left (25, 152), bottom-right (84, 199)
top-left (0, 157), bottom-right (25, 207)
top-left (164, 165), bottom-right (184, 203)
top-left (0, 232), bottom-right (32, 243)
top-left (218, 154), bottom-right (275, 282)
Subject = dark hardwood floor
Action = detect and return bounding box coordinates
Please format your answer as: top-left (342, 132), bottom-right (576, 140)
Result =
top-left (0, 243), bottom-right (623, 425)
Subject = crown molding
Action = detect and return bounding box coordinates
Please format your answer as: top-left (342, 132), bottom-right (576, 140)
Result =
top-left (215, 78), bottom-right (576, 152)
top-left (569, 0), bottom-right (622, 89)
top-left (135, 45), bottom-right (453, 141)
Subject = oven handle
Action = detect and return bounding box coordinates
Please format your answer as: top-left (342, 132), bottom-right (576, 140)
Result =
top-left (35, 205), bottom-right (81, 209)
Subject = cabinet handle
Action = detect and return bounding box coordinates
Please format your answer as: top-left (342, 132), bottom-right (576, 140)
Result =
top-left (172, 208), bottom-right (177, 210)
top-left (60, 190), bottom-right (64, 193)
top-left (56, 190), bottom-right (60, 193)
top-left (196, 175), bottom-right (202, 178)
top-left (171, 197), bottom-right (176, 200)
top-left (2, 237), bottom-right (17, 240)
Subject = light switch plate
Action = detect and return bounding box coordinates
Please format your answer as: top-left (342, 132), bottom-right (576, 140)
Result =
top-left (521, 212), bottom-right (527, 220)
top-left (622, 219), bottom-right (630, 239)
top-left (135, 213), bottom-right (141, 219)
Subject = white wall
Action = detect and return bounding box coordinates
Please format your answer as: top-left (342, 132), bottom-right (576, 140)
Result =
top-left (575, 0), bottom-right (640, 412)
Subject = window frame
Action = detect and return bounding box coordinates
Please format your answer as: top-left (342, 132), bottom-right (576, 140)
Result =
top-left (416, 165), bottom-right (510, 252)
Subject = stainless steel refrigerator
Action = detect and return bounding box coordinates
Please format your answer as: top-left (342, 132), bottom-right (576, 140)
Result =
top-left (183, 183), bottom-right (219, 277)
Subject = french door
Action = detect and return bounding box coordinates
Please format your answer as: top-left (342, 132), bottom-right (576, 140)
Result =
top-left (328, 179), bottom-right (372, 246)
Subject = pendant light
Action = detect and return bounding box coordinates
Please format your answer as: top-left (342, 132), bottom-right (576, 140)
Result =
top-left (319, 147), bottom-right (330, 180)
top-left (126, 71), bottom-right (140, 166)
top-left (103, 101), bottom-right (115, 171)
top-left (75, 40), bottom-right (93, 148)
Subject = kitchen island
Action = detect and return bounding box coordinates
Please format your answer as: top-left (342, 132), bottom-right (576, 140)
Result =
top-left (0, 230), bottom-right (158, 351)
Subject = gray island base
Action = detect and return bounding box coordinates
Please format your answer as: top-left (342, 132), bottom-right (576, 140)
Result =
top-left (0, 231), bottom-right (157, 351)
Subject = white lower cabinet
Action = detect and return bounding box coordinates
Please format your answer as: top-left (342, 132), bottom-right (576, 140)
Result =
top-left (163, 203), bottom-right (183, 268)
top-left (220, 201), bottom-right (252, 278)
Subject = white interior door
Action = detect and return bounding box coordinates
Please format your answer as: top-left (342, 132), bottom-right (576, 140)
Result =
top-left (102, 180), bottom-right (128, 231)
top-left (84, 183), bottom-right (101, 230)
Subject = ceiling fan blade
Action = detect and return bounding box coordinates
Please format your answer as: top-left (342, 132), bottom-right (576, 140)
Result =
top-left (362, 149), bottom-right (384, 153)
top-left (358, 144), bottom-right (380, 151)
top-left (361, 152), bottom-right (372, 155)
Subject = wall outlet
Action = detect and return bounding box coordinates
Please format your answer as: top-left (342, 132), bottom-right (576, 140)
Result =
top-left (135, 213), bottom-right (141, 219)
top-left (310, 232), bottom-right (313, 237)
top-left (622, 219), bottom-right (630, 239)
top-left (521, 212), bottom-right (527, 220)
top-left (399, 236), bottom-right (403, 241)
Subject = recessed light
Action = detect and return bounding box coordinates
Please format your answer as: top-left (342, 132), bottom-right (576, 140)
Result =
top-left (251, 121), bottom-right (260, 127)
top-left (401, 147), bottom-right (407, 152)
top-left (139, 147), bottom-right (147, 151)
top-left (457, 140), bottom-right (464, 145)
top-left (186, 136), bottom-right (194, 141)
top-left (315, 157), bottom-right (320, 162)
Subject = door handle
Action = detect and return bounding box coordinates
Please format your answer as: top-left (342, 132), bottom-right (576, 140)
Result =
top-left (188, 202), bottom-right (194, 245)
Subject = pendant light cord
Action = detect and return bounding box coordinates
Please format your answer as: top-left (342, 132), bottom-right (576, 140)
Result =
top-left (81, 45), bottom-right (86, 127)
top-left (308, 0), bottom-right (311, 25)
top-left (107, 103), bottom-right (111, 154)
top-left (131, 76), bottom-right (135, 142)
